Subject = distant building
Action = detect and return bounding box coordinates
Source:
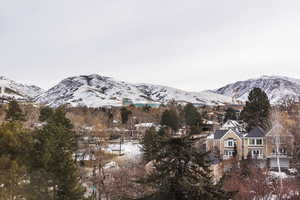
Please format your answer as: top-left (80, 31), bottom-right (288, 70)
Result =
top-left (122, 98), bottom-right (134, 106)
top-left (122, 98), bottom-right (160, 108)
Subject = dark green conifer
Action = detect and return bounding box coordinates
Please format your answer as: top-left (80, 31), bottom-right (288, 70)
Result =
top-left (160, 109), bottom-right (180, 132)
top-left (138, 136), bottom-right (234, 200)
top-left (240, 88), bottom-right (271, 130)
top-left (223, 107), bottom-right (238, 123)
top-left (5, 100), bottom-right (25, 121)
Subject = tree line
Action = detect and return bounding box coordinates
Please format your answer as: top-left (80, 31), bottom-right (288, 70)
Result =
top-left (0, 101), bottom-right (87, 200)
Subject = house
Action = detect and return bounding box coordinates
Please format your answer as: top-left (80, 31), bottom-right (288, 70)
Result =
top-left (206, 129), bottom-right (244, 160)
top-left (134, 123), bottom-right (161, 138)
top-left (221, 120), bottom-right (246, 133)
top-left (206, 121), bottom-right (294, 169)
top-left (265, 123), bottom-right (294, 169)
top-left (202, 119), bottom-right (220, 133)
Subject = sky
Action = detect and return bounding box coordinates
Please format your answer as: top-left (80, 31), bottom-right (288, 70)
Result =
top-left (1, 0), bottom-right (300, 91)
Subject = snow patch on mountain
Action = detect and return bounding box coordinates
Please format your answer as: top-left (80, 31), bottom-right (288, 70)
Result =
top-left (0, 76), bottom-right (44, 100)
top-left (215, 75), bottom-right (300, 104)
top-left (36, 74), bottom-right (235, 107)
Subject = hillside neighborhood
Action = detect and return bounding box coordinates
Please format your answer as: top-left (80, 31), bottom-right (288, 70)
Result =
top-left (0, 76), bottom-right (300, 199)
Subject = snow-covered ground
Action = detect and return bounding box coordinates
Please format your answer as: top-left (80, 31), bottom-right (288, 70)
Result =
top-left (103, 141), bottom-right (142, 159)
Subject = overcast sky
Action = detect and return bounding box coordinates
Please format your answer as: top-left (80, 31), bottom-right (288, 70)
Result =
top-left (1, 0), bottom-right (300, 91)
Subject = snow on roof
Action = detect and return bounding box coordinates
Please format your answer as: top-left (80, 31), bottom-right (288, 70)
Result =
top-left (222, 120), bottom-right (240, 128)
top-left (134, 123), bottom-right (158, 128)
top-left (207, 134), bottom-right (214, 139)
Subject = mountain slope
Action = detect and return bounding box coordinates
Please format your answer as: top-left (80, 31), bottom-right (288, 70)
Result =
top-left (36, 74), bottom-right (234, 107)
top-left (215, 75), bottom-right (300, 104)
top-left (0, 76), bottom-right (44, 100)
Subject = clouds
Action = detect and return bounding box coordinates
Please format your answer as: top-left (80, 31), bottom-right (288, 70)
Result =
top-left (1, 0), bottom-right (300, 90)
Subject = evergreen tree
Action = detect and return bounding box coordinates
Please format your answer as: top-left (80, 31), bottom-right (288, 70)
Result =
top-left (31, 108), bottom-right (85, 200)
top-left (138, 136), bottom-right (234, 200)
top-left (240, 88), bottom-right (271, 131)
top-left (0, 122), bottom-right (33, 199)
top-left (223, 107), bottom-right (237, 123)
top-left (140, 127), bottom-right (162, 162)
top-left (183, 103), bottom-right (202, 134)
top-left (121, 107), bottom-right (132, 124)
top-left (160, 109), bottom-right (180, 132)
top-left (39, 106), bottom-right (54, 122)
top-left (5, 100), bottom-right (25, 122)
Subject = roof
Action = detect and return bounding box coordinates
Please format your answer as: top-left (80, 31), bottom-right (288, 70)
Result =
top-left (221, 120), bottom-right (246, 133)
top-left (213, 129), bottom-right (242, 139)
top-left (214, 130), bottom-right (229, 139)
top-left (222, 120), bottom-right (240, 128)
top-left (246, 127), bottom-right (265, 138)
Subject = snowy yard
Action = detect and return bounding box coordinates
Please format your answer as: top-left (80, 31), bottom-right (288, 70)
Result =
top-left (103, 141), bottom-right (142, 159)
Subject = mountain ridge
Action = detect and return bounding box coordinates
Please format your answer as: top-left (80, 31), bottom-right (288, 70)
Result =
top-left (2, 74), bottom-right (300, 107)
top-left (215, 75), bottom-right (300, 104)
top-left (35, 74), bottom-right (235, 107)
top-left (0, 76), bottom-right (44, 100)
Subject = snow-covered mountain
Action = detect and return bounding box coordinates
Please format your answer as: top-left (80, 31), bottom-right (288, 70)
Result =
top-left (0, 76), bottom-right (44, 100)
top-left (36, 74), bottom-right (234, 107)
top-left (215, 75), bottom-right (300, 104)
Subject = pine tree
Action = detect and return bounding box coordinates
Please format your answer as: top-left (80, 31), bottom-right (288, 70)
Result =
top-left (0, 122), bottom-right (33, 199)
top-left (138, 136), bottom-right (234, 200)
top-left (223, 107), bottom-right (237, 123)
top-left (5, 100), bottom-right (25, 122)
top-left (121, 107), bottom-right (132, 124)
top-left (160, 109), bottom-right (180, 132)
top-left (183, 103), bottom-right (202, 134)
top-left (140, 127), bottom-right (162, 162)
top-left (39, 106), bottom-right (54, 122)
top-left (240, 88), bottom-right (271, 131)
top-left (31, 108), bottom-right (85, 200)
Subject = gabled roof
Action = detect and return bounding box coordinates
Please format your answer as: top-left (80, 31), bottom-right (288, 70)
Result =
top-left (265, 123), bottom-right (294, 138)
top-left (246, 127), bottom-right (265, 138)
top-left (214, 130), bottom-right (229, 139)
top-left (214, 129), bottom-right (242, 140)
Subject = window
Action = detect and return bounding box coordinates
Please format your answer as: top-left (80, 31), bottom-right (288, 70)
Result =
top-left (249, 139), bottom-right (255, 145)
top-left (252, 150), bottom-right (260, 155)
top-left (256, 139), bottom-right (263, 145)
top-left (224, 150), bottom-right (235, 156)
top-left (251, 149), bottom-right (262, 158)
top-left (225, 139), bottom-right (236, 147)
top-left (280, 148), bottom-right (287, 154)
top-left (248, 138), bottom-right (263, 145)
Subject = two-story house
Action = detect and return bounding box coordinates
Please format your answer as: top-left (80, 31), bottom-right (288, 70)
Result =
top-left (206, 129), bottom-right (244, 160)
top-left (206, 121), bottom-right (294, 169)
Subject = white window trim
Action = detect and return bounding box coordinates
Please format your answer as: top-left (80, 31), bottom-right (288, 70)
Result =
top-left (225, 139), bottom-right (236, 147)
top-left (248, 138), bottom-right (264, 146)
